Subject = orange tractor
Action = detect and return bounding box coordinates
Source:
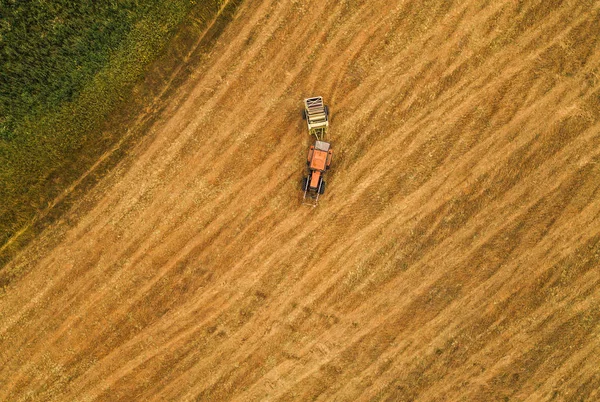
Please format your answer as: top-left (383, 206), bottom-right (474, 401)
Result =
top-left (301, 97), bottom-right (333, 205)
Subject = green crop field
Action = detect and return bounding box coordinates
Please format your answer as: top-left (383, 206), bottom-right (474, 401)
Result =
top-left (0, 0), bottom-right (225, 264)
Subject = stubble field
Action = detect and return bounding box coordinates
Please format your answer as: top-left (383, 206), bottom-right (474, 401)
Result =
top-left (1, 0), bottom-right (600, 400)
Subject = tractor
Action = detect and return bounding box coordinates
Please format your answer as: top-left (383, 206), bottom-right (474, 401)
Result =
top-left (302, 140), bottom-right (333, 205)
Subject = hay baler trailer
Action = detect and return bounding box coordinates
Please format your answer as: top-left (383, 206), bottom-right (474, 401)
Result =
top-left (302, 140), bottom-right (333, 206)
top-left (302, 96), bottom-right (329, 140)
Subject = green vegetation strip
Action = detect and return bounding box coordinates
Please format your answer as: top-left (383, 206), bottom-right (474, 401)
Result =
top-left (0, 0), bottom-right (241, 268)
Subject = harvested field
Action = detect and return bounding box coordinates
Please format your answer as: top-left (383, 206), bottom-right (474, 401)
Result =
top-left (1, 0), bottom-right (600, 400)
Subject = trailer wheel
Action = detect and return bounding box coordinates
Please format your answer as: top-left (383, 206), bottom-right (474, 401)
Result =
top-left (318, 180), bottom-right (326, 194)
top-left (324, 105), bottom-right (329, 118)
top-left (302, 109), bottom-right (307, 120)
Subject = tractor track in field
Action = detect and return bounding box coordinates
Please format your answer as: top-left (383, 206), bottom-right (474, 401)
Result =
top-left (1, 0), bottom-right (600, 400)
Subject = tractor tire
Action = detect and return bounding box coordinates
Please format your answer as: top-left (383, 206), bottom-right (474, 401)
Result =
top-left (302, 109), bottom-right (307, 120)
top-left (302, 177), bottom-right (309, 191)
top-left (318, 180), bottom-right (326, 194)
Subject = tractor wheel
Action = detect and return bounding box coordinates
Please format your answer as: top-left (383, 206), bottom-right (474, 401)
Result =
top-left (302, 177), bottom-right (309, 191)
top-left (302, 109), bottom-right (307, 120)
top-left (318, 180), bottom-right (326, 194)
